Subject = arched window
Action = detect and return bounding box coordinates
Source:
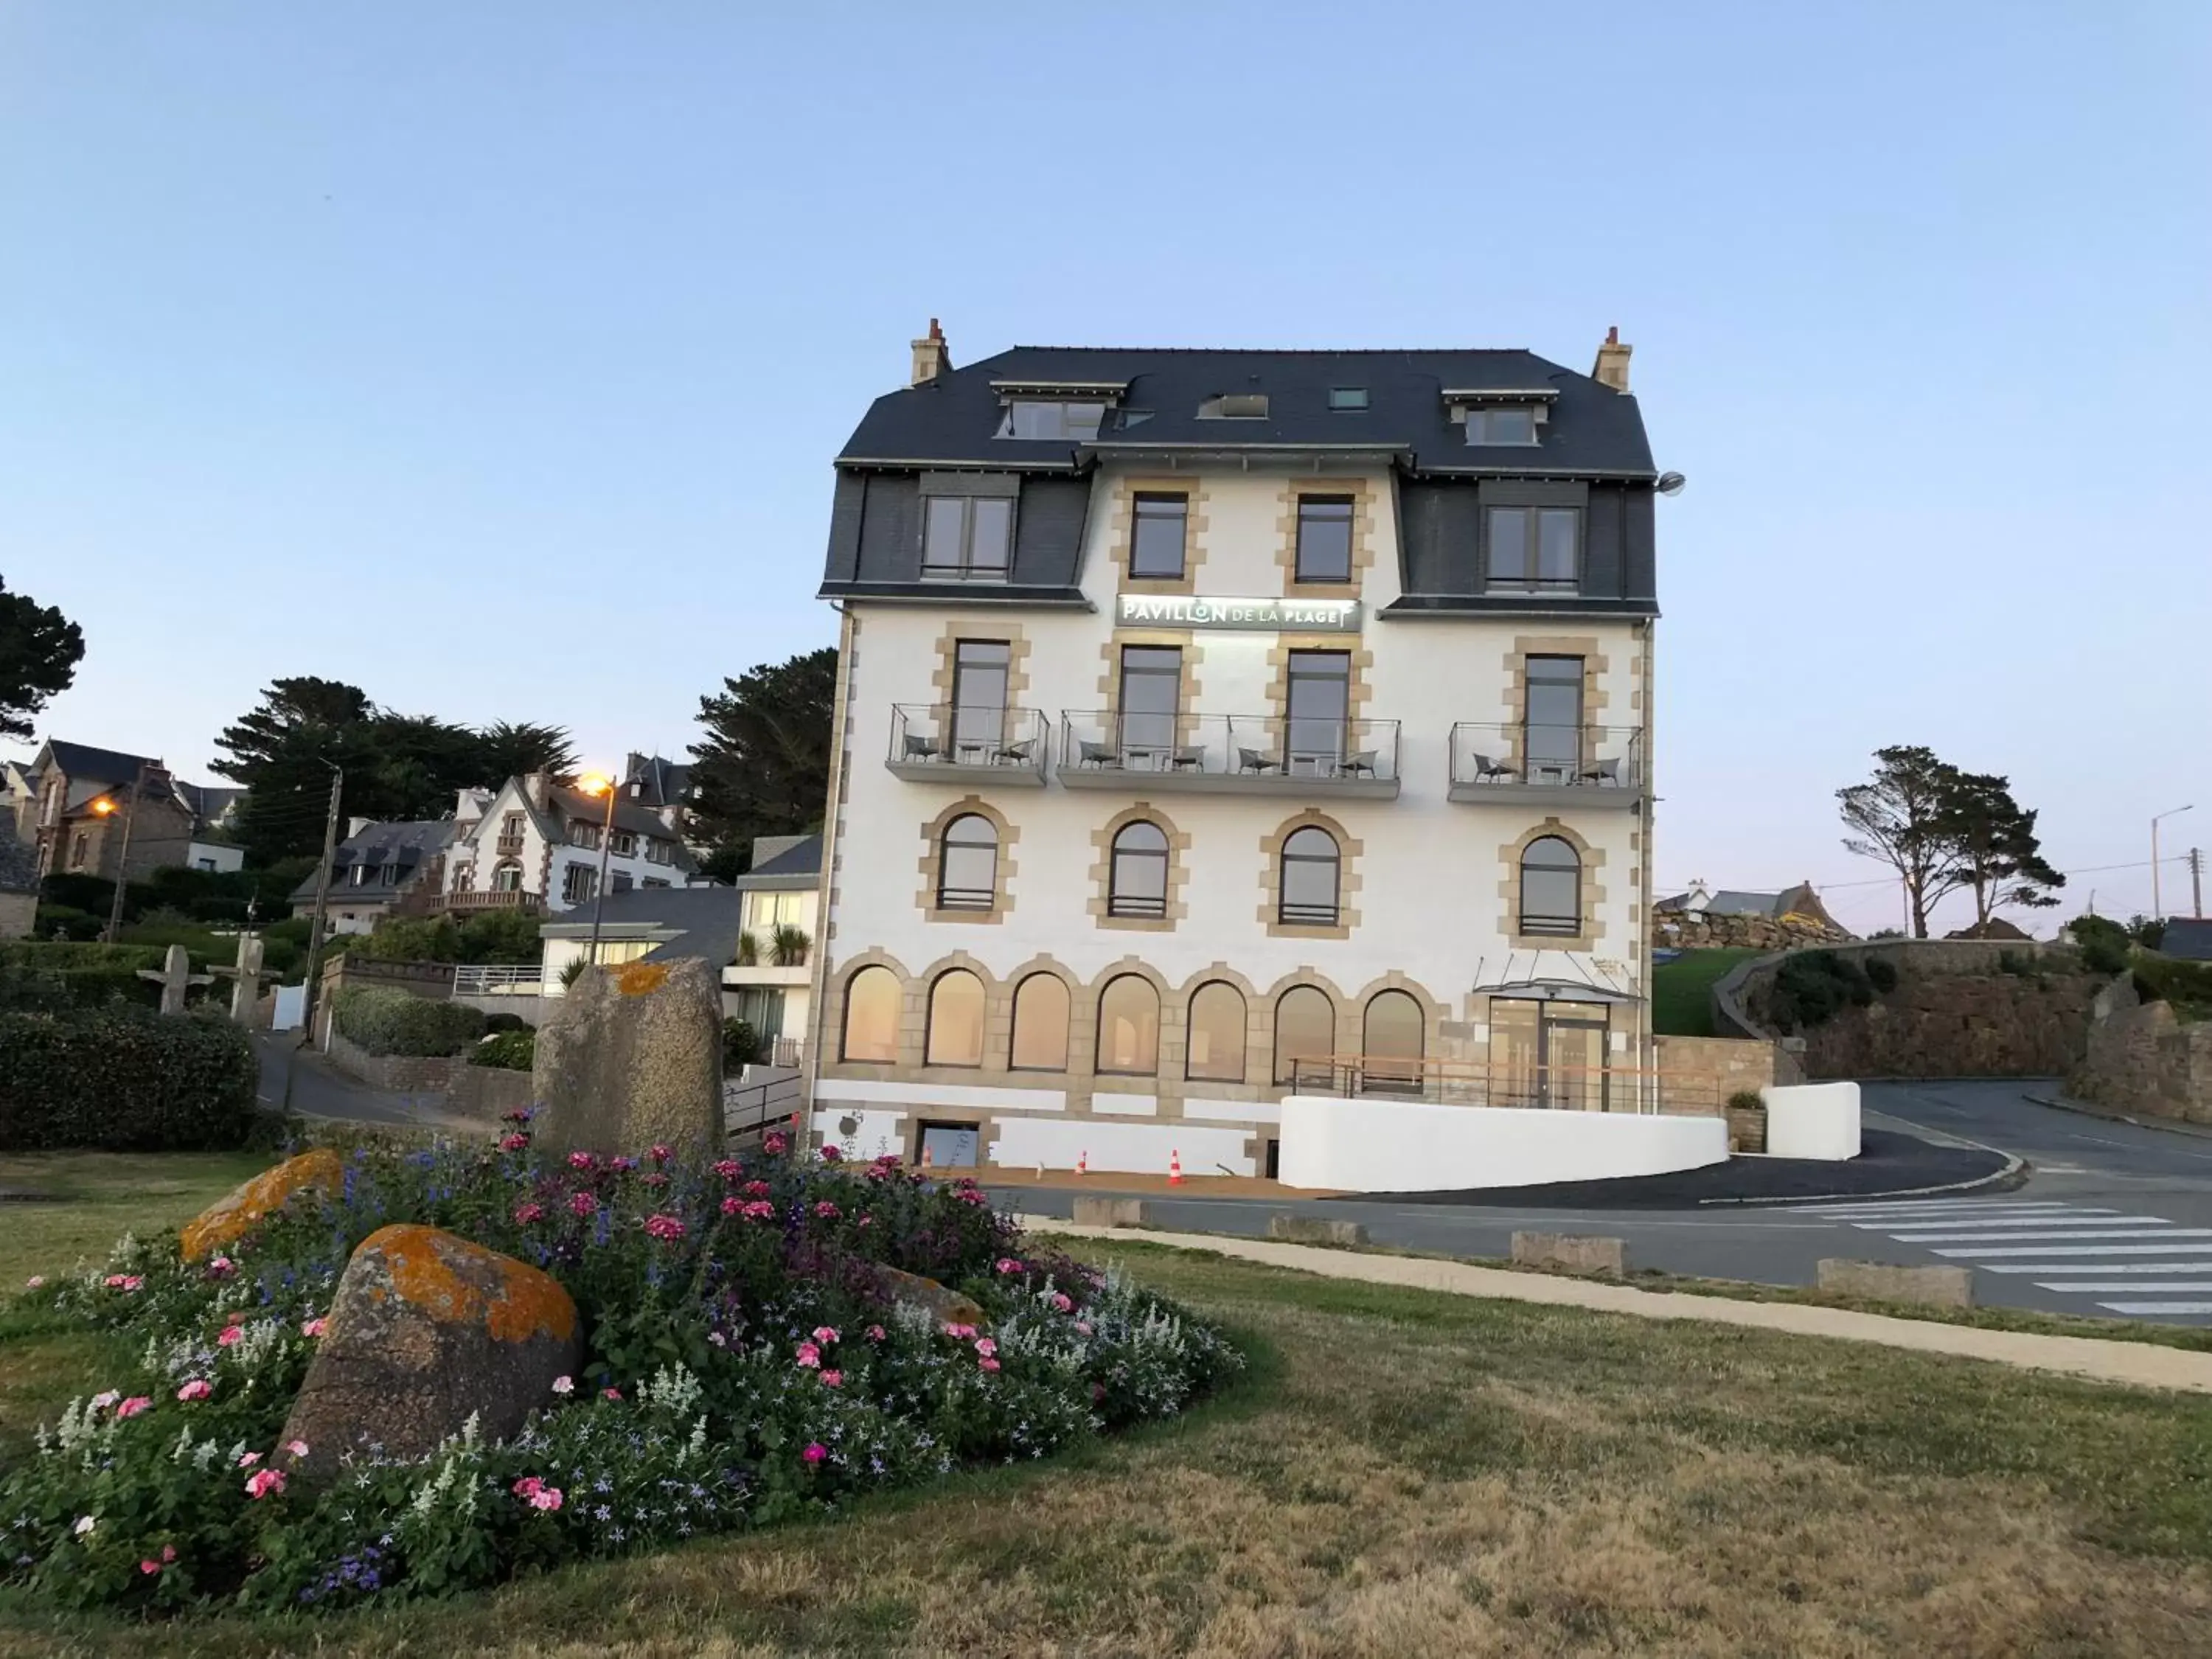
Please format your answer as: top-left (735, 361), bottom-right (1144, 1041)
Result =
top-left (841, 965), bottom-right (901, 1062)
top-left (925, 969), bottom-right (986, 1067)
top-left (1185, 981), bottom-right (1248, 1082)
top-left (1096, 974), bottom-right (1160, 1075)
top-left (1518, 836), bottom-right (1582, 936)
top-left (937, 814), bottom-right (998, 911)
top-left (492, 861), bottom-right (522, 892)
top-left (1009, 973), bottom-right (1071, 1071)
top-left (1364, 989), bottom-right (1425, 1091)
top-left (1279, 826), bottom-right (1340, 926)
top-left (1273, 985), bottom-right (1335, 1086)
top-left (1107, 821), bottom-right (1169, 919)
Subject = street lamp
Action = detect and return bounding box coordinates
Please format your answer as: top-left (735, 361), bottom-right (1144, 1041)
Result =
top-left (2153, 804), bottom-right (2194, 922)
top-left (575, 772), bottom-right (621, 973)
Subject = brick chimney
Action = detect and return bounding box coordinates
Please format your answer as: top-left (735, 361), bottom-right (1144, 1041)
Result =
top-left (910, 317), bottom-right (951, 386)
top-left (1592, 325), bottom-right (1632, 393)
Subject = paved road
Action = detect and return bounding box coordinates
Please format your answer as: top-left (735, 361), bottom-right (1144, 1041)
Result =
top-left (1001, 1080), bottom-right (2212, 1327)
top-left (254, 1035), bottom-right (468, 1130)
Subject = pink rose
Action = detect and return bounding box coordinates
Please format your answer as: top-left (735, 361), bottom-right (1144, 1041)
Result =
top-left (551, 1375), bottom-right (574, 1396)
top-left (973, 1338), bottom-right (997, 1360)
top-left (139, 1559), bottom-right (161, 1576)
top-left (206, 1256), bottom-right (235, 1278)
top-left (742, 1200), bottom-right (775, 1220)
top-left (530, 1485), bottom-right (563, 1512)
top-left (115, 1396), bottom-right (152, 1419)
top-left (176, 1379), bottom-right (212, 1402)
top-left (237, 1450), bottom-right (261, 1467)
top-left (217, 1326), bottom-right (243, 1347)
top-left (942, 1323), bottom-right (975, 1340)
top-left (821, 1368), bottom-right (843, 1388)
top-left (302, 1316), bottom-right (328, 1338)
top-left (819, 1144), bottom-right (842, 1163)
top-left (244, 1467), bottom-right (285, 1499)
top-left (801, 1441), bottom-right (825, 1465)
top-left (512, 1475), bottom-right (543, 1498)
top-left (90, 1390), bottom-right (121, 1411)
top-left (994, 1258), bottom-right (1024, 1276)
top-left (812, 1326), bottom-right (840, 1345)
top-left (1051, 1293), bottom-right (1074, 1313)
top-left (513, 1200), bottom-right (544, 1225)
top-left (979, 1357), bottom-right (1001, 1373)
top-left (795, 1341), bottom-right (821, 1368)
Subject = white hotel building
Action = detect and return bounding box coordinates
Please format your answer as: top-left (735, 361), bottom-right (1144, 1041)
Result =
top-left (803, 324), bottom-right (1675, 1183)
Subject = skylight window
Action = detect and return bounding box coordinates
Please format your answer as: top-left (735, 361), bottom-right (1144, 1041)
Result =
top-left (997, 400), bottom-right (1106, 441)
top-left (1328, 387), bottom-right (1369, 411)
top-left (1198, 393), bottom-right (1270, 419)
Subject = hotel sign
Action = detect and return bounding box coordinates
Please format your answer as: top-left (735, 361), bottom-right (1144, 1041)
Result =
top-left (1115, 594), bottom-right (1362, 633)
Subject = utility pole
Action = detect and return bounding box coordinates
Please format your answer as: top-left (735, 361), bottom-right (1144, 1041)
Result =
top-left (2192, 846), bottom-right (2205, 919)
top-left (2152, 805), bottom-right (2194, 923)
top-left (99, 762), bottom-right (149, 942)
top-left (297, 765), bottom-right (345, 1046)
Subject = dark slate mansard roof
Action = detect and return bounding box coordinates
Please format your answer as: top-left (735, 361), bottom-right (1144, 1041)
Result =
top-left (290, 820), bottom-right (456, 903)
top-left (38, 740), bottom-right (162, 787)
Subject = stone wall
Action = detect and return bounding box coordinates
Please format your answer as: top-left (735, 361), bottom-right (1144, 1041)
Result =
top-left (1653, 909), bottom-right (1851, 952)
top-left (1652, 1034), bottom-right (1776, 1115)
top-left (1717, 940), bottom-right (2103, 1081)
top-left (447, 1063), bottom-right (535, 1122)
top-left (326, 1030), bottom-right (461, 1093)
top-left (2070, 976), bottom-right (2212, 1125)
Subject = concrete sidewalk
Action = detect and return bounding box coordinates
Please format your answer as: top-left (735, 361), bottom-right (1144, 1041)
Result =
top-left (1028, 1218), bottom-right (2212, 1397)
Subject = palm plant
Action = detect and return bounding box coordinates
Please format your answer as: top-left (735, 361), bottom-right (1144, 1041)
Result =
top-left (771, 925), bottom-right (810, 967)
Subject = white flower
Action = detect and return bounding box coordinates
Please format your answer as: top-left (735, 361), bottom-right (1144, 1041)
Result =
top-left (73, 1515), bottom-right (95, 1537)
top-left (550, 1375), bottom-right (574, 1396)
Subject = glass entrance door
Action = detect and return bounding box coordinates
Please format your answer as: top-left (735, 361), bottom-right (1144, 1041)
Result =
top-left (950, 640), bottom-right (1010, 760)
top-left (1487, 998), bottom-right (1612, 1110)
top-left (1285, 650), bottom-right (1350, 772)
top-left (1524, 655), bottom-right (1584, 783)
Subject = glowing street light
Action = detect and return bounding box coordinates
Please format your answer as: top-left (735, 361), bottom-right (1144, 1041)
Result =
top-left (574, 771), bottom-right (621, 972)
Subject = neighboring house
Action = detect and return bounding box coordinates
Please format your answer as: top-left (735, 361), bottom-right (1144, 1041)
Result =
top-left (0, 816), bottom-right (38, 939)
top-left (623, 752), bottom-right (695, 813)
top-left (173, 781), bottom-right (248, 832)
top-left (727, 833), bottom-right (821, 1047)
top-left (288, 818), bottom-right (456, 934)
top-left (444, 773), bottom-right (695, 916)
top-left (2162, 918), bottom-right (2212, 963)
top-left (18, 740), bottom-right (194, 881)
top-left (1655, 880), bottom-right (1846, 933)
top-left (537, 885), bottom-right (748, 1006)
top-left (807, 323), bottom-right (1663, 1175)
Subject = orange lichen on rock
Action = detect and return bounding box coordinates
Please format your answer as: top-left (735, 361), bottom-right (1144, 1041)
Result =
top-left (616, 961), bottom-right (670, 997)
top-left (180, 1149), bottom-right (345, 1262)
top-left (356, 1224), bottom-right (577, 1344)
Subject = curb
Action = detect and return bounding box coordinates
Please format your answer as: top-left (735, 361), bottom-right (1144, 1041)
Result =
top-left (1698, 1150), bottom-right (2029, 1207)
top-left (2024, 1091), bottom-right (2212, 1143)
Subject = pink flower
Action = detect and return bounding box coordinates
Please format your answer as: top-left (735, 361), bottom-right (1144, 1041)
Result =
top-left (176, 1379), bottom-right (212, 1402)
top-left (602, 1386), bottom-right (622, 1401)
top-left (641, 1171), bottom-right (670, 1189)
top-left (1051, 1293), bottom-right (1074, 1314)
top-left (513, 1200), bottom-right (545, 1225)
top-left (979, 1357), bottom-right (1001, 1373)
top-left (763, 1133), bottom-right (789, 1156)
top-left (650, 1143), bottom-right (672, 1164)
top-left (102, 1273), bottom-right (145, 1291)
top-left (285, 1439), bottom-right (310, 1458)
top-left (24, 1275), bottom-right (43, 1289)
top-left (139, 1559), bottom-right (161, 1576)
top-left (865, 1324), bottom-right (886, 1343)
top-left (115, 1396), bottom-right (152, 1419)
top-left (567, 1151), bottom-right (595, 1172)
top-left (302, 1316), bottom-right (328, 1338)
top-left (743, 1180), bottom-right (771, 1197)
top-left (742, 1200), bottom-right (775, 1220)
top-left (512, 1475), bottom-right (543, 1498)
top-left (569, 1191), bottom-right (599, 1217)
top-left (217, 1325), bottom-right (243, 1348)
top-left (795, 1341), bottom-right (821, 1369)
top-left (89, 1390), bottom-right (121, 1412)
top-left (994, 1258), bottom-right (1024, 1276)
top-left (720, 1195), bottom-right (742, 1214)
top-left (551, 1375), bottom-right (574, 1396)
top-left (712, 1159), bottom-right (741, 1180)
top-left (812, 1326), bottom-right (841, 1345)
top-left (530, 1485), bottom-right (563, 1512)
top-left (801, 1441), bottom-right (825, 1465)
top-left (942, 1323), bottom-right (976, 1340)
top-left (643, 1213), bottom-right (686, 1242)
top-left (499, 1133), bottom-right (529, 1152)
top-left (973, 1338), bottom-right (997, 1360)
top-left (858, 1215), bottom-right (872, 1228)
top-left (237, 1450), bottom-right (261, 1467)
top-left (1075, 1321), bottom-right (1092, 1337)
top-left (812, 1201), bottom-right (841, 1220)
top-left (206, 1256), bottom-right (235, 1278)
top-left (819, 1144), bottom-right (842, 1163)
top-left (245, 1467), bottom-right (285, 1499)
top-left (610, 1155), bottom-right (638, 1173)
top-left (821, 1369), bottom-right (843, 1388)
top-left (956, 1188), bottom-right (990, 1206)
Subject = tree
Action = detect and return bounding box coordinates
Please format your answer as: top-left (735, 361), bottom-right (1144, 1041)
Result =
top-left (1838, 745), bottom-right (1975, 939)
top-left (0, 574), bottom-right (86, 740)
top-left (473, 720), bottom-right (578, 785)
top-left (1948, 770), bottom-right (2065, 927)
top-left (688, 648), bottom-right (837, 875)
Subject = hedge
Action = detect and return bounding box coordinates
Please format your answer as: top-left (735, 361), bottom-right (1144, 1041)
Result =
top-left (330, 985), bottom-right (485, 1057)
top-left (0, 1009), bottom-right (268, 1151)
top-left (468, 1029), bottom-right (536, 1071)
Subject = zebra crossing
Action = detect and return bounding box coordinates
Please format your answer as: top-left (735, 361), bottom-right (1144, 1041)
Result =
top-left (1784, 1197), bottom-right (2212, 1322)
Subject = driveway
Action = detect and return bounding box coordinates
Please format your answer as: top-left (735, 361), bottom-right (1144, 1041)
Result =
top-left (254, 1035), bottom-right (477, 1132)
top-left (1000, 1080), bottom-right (2212, 1326)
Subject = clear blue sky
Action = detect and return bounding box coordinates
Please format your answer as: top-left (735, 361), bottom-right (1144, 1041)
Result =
top-left (4, 2), bottom-right (2206, 933)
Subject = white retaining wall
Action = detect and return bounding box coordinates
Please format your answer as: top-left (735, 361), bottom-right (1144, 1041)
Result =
top-left (1761, 1081), bottom-right (1862, 1161)
top-left (1279, 1097), bottom-right (1728, 1193)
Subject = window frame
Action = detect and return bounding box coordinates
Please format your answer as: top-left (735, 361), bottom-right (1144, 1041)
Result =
top-left (1284, 650), bottom-right (1352, 768)
top-left (920, 493), bottom-right (1016, 580)
top-left (923, 968), bottom-right (987, 1068)
top-left (1184, 980), bottom-right (1248, 1084)
top-left (1293, 495), bottom-right (1355, 584)
top-left (996, 400), bottom-right (1107, 441)
top-left (1278, 825), bottom-right (1341, 926)
top-left (1484, 505), bottom-right (1581, 592)
top-left (1465, 406), bottom-right (1540, 445)
top-left (936, 813), bottom-right (999, 911)
top-left (1009, 972), bottom-right (1071, 1072)
top-left (1327, 386), bottom-right (1369, 411)
top-left (560, 862), bottom-right (599, 906)
top-left (1116, 644), bottom-right (1183, 755)
top-left (1363, 989), bottom-right (1427, 1091)
top-left (1273, 984), bottom-right (1336, 1087)
top-left (1107, 819), bottom-right (1170, 919)
top-left (1128, 492), bottom-right (1190, 580)
top-left (1517, 835), bottom-right (1584, 937)
top-left (1095, 973), bottom-right (1161, 1077)
top-left (839, 964), bottom-right (902, 1063)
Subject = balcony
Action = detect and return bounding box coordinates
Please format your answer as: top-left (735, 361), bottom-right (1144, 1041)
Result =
top-left (885, 705), bottom-right (1048, 785)
top-left (441, 888), bottom-right (548, 915)
top-left (1447, 723), bottom-right (1644, 809)
top-left (494, 833), bottom-right (526, 857)
top-left (1056, 712), bottom-right (1401, 799)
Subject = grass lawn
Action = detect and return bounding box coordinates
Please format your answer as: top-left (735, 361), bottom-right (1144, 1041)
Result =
top-left (4, 1181), bottom-right (2212, 1656)
top-left (1650, 947), bottom-right (1760, 1037)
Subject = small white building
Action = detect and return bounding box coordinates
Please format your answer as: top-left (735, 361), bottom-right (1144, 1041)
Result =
top-left (725, 833), bottom-right (821, 1054)
top-left (444, 773), bottom-right (694, 917)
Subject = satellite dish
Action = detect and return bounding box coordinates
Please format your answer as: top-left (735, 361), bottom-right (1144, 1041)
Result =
top-left (1655, 471), bottom-right (1687, 495)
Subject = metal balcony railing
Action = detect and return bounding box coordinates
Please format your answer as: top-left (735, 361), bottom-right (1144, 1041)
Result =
top-left (1057, 712), bottom-right (1401, 797)
top-left (1285, 1054), bottom-right (1702, 1115)
top-left (453, 964), bottom-right (543, 995)
top-left (886, 705), bottom-right (1048, 783)
top-left (1448, 723), bottom-right (1644, 805)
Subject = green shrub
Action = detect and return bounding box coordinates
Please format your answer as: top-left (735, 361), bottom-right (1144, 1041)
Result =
top-left (1863, 957), bottom-right (1899, 993)
top-left (0, 942), bottom-right (167, 1009)
top-left (2134, 955), bottom-right (2212, 1023)
top-left (723, 1016), bottom-right (761, 1071)
top-left (469, 1028), bottom-right (536, 1070)
top-left (0, 955), bottom-right (72, 1013)
top-left (1727, 1089), bottom-right (1764, 1113)
top-left (330, 985), bottom-right (485, 1057)
top-left (28, 903), bottom-right (100, 940)
top-left (351, 911), bottom-right (543, 967)
top-left (0, 1008), bottom-right (268, 1150)
top-left (1765, 950), bottom-right (1874, 1033)
top-left (481, 1010), bottom-right (531, 1034)
top-left (2071, 914), bottom-right (2133, 976)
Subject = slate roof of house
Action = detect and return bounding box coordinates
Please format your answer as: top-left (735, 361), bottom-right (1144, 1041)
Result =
top-left (539, 886), bottom-right (749, 967)
top-left (733, 834), bottom-right (821, 889)
top-left (35, 740), bottom-right (162, 787)
top-left (289, 820), bottom-right (455, 902)
top-left (838, 346), bottom-right (1655, 478)
top-left (2162, 918), bottom-right (2212, 962)
top-left (543, 785), bottom-right (698, 870)
top-left (624, 754), bottom-right (693, 810)
top-left (1656, 883), bottom-right (1832, 921)
top-left (173, 782), bottom-right (247, 824)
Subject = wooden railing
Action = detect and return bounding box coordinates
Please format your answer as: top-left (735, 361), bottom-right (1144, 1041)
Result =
top-left (1285, 1054), bottom-right (1724, 1117)
top-left (442, 889), bottom-right (546, 915)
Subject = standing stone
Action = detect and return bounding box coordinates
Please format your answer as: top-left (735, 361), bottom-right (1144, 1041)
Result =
top-left (281, 1224), bottom-right (582, 1478)
top-left (221, 933), bottom-right (267, 1024)
top-left (134, 944), bottom-right (212, 1015)
top-left (534, 957), bottom-right (724, 1158)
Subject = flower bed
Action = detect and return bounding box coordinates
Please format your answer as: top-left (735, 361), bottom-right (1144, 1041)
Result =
top-left (0, 1123), bottom-right (1242, 1615)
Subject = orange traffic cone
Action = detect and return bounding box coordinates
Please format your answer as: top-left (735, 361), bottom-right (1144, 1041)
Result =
top-left (1168, 1149), bottom-right (1183, 1186)
top-left (1075, 1150), bottom-right (1088, 1177)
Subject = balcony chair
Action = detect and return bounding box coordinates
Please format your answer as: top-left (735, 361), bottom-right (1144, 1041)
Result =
top-left (1170, 745), bottom-right (1206, 771)
top-left (1576, 757), bottom-right (1622, 787)
top-left (901, 734), bottom-right (942, 764)
top-left (1237, 747), bottom-right (1281, 776)
top-left (1337, 749), bottom-right (1378, 779)
top-left (1077, 740), bottom-right (1118, 768)
top-left (1469, 753), bottom-right (1517, 783)
top-left (992, 738), bottom-right (1037, 767)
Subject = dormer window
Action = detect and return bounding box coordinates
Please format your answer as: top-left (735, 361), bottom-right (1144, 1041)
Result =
top-left (1467, 406), bottom-right (1539, 445)
top-left (1198, 393), bottom-right (1269, 419)
top-left (922, 494), bottom-right (1013, 579)
top-left (997, 400), bottom-right (1105, 440)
